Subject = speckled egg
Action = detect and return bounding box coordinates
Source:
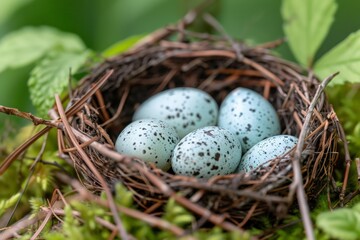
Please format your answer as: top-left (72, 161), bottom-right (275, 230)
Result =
top-left (218, 87), bottom-right (281, 152)
top-left (171, 126), bottom-right (242, 179)
top-left (115, 119), bottom-right (179, 171)
top-left (133, 87), bottom-right (218, 138)
top-left (238, 135), bottom-right (298, 172)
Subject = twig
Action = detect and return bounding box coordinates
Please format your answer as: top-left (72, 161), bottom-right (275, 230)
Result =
top-left (342, 188), bottom-right (360, 207)
top-left (45, 207), bottom-right (131, 236)
top-left (255, 38), bottom-right (285, 49)
top-left (0, 70), bottom-right (113, 175)
top-left (4, 133), bottom-right (49, 227)
top-left (169, 181), bottom-right (288, 203)
top-left (0, 214), bottom-right (46, 239)
top-left (202, 13), bottom-right (285, 89)
top-left (290, 72), bottom-right (339, 240)
top-left (30, 189), bottom-right (68, 239)
top-left (31, 201), bottom-right (57, 240)
top-left (0, 106), bottom-right (57, 127)
top-left (336, 116), bottom-right (352, 206)
top-left (55, 172), bottom-right (187, 237)
top-left (238, 202), bottom-right (259, 228)
top-left (100, 87), bottom-right (130, 127)
top-left (203, 13), bottom-right (244, 61)
top-left (0, 127), bottom-right (51, 175)
top-left (94, 87), bottom-right (110, 121)
top-left (356, 158), bottom-right (360, 186)
top-left (242, 58), bottom-right (285, 87)
top-left (54, 95), bottom-right (129, 240)
top-left (140, 170), bottom-right (243, 233)
top-left (64, 70), bottom-right (114, 117)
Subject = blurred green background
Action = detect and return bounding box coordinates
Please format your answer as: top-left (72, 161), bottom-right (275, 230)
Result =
top-left (1, 0), bottom-right (360, 129)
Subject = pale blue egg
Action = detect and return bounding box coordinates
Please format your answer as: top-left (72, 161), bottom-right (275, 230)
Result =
top-left (218, 87), bottom-right (281, 152)
top-left (115, 119), bottom-right (179, 171)
top-left (171, 126), bottom-right (242, 179)
top-left (238, 135), bottom-right (298, 172)
top-left (133, 87), bottom-right (218, 138)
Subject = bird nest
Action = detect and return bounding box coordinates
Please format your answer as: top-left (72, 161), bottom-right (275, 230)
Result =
top-left (55, 15), bottom-right (342, 229)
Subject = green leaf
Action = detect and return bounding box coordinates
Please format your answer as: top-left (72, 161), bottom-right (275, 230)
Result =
top-left (0, 193), bottom-right (21, 216)
top-left (102, 35), bottom-right (145, 57)
top-left (317, 208), bottom-right (360, 240)
top-left (63, 205), bottom-right (83, 240)
top-left (0, 0), bottom-right (32, 24)
top-left (282, 0), bottom-right (337, 67)
top-left (29, 197), bottom-right (46, 217)
top-left (0, 26), bottom-right (86, 73)
top-left (162, 198), bottom-right (194, 228)
top-left (314, 30), bottom-right (360, 85)
top-left (28, 50), bottom-right (89, 117)
top-left (114, 183), bottom-right (134, 207)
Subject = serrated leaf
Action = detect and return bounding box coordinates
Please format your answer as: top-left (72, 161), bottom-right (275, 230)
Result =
top-left (28, 50), bottom-right (89, 117)
top-left (317, 208), bottom-right (360, 240)
top-left (314, 30), bottom-right (360, 85)
top-left (282, 0), bottom-right (337, 67)
top-left (0, 0), bottom-right (32, 24)
top-left (102, 35), bottom-right (144, 57)
top-left (29, 197), bottom-right (45, 217)
top-left (0, 26), bottom-right (86, 73)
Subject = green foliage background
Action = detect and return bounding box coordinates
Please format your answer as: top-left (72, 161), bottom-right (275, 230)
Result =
top-left (1, 0), bottom-right (360, 127)
top-left (1, 0), bottom-right (360, 239)
top-left (0, 0), bottom-right (359, 122)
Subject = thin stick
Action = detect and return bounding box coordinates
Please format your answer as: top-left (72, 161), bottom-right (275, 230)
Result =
top-left (65, 70), bottom-right (114, 117)
top-left (255, 38), bottom-right (285, 49)
top-left (203, 13), bottom-right (244, 61)
top-left (0, 106), bottom-right (55, 174)
top-left (0, 70), bottom-right (114, 175)
top-left (0, 106), bottom-right (57, 127)
top-left (101, 87), bottom-right (129, 127)
top-left (242, 58), bottom-right (285, 87)
top-left (356, 158), bottom-right (360, 186)
top-left (202, 13), bottom-right (285, 89)
top-left (30, 198), bottom-right (58, 240)
top-left (40, 207), bottom-right (123, 234)
top-left (55, 172), bottom-right (187, 237)
top-left (54, 95), bottom-right (129, 240)
top-left (336, 116), bottom-right (352, 206)
top-left (4, 133), bottom-right (49, 227)
top-left (0, 214), bottom-right (45, 239)
top-left (139, 170), bottom-right (242, 232)
top-left (290, 72), bottom-right (339, 240)
top-left (94, 88), bottom-right (111, 121)
top-left (0, 127), bottom-right (51, 175)
top-left (31, 189), bottom-right (69, 238)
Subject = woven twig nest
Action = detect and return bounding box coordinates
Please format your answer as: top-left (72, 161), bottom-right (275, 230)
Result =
top-left (59, 16), bottom-right (340, 228)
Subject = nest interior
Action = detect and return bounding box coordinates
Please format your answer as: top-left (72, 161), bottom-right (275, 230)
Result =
top-left (61, 23), bottom-right (340, 228)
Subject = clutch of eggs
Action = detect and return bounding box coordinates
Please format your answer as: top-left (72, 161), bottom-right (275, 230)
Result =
top-left (115, 87), bottom-right (298, 177)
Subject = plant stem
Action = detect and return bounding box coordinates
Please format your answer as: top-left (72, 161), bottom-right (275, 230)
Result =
top-left (291, 72), bottom-right (339, 240)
